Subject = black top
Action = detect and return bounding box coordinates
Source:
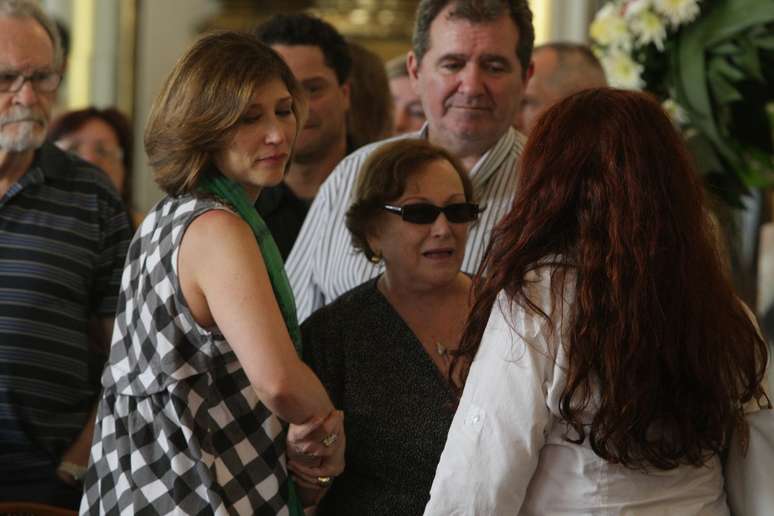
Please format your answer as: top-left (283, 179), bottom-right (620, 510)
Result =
top-left (255, 182), bottom-right (311, 260)
top-left (301, 278), bottom-right (457, 516)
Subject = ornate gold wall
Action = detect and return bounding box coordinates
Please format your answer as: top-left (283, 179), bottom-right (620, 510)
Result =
top-left (201, 0), bottom-right (420, 60)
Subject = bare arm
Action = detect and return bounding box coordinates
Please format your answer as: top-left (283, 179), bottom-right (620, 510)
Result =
top-left (57, 317), bottom-right (114, 484)
top-left (179, 209), bottom-right (333, 423)
top-left (57, 404), bottom-right (97, 486)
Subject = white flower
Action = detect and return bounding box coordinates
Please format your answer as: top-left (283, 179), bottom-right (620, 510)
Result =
top-left (623, 0), bottom-right (653, 19)
top-left (590, 2), bottom-right (632, 50)
top-left (601, 50), bottom-right (645, 90)
top-left (595, 2), bottom-right (619, 20)
top-left (629, 8), bottom-right (668, 50)
top-left (653, 0), bottom-right (701, 28)
top-left (662, 98), bottom-right (689, 125)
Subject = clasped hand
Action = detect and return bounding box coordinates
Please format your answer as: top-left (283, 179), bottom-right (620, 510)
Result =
top-left (287, 410), bottom-right (345, 505)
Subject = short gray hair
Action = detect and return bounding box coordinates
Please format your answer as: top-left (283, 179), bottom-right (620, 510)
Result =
top-left (0, 0), bottom-right (64, 70)
top-left (412, 0), bottom-right (534, 76)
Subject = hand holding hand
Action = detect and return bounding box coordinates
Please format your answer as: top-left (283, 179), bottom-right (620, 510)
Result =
top-left (287, 409), bottom-right (343, 464)
top-left (287, 410), bottom-right (346, 506)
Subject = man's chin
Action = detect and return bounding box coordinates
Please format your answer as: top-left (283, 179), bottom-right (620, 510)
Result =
top-left (292, 141), bottom-right (327, 164)
top-left (0, 130), bottom-right (46, 153)
top-left (453, 125), bottom-right (499, 142)
top-left (445, 116), bottom-right (510, 139)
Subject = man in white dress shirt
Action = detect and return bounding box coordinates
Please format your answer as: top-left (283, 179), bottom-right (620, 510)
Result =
top-left (286, 0), bottom-right (535, 321)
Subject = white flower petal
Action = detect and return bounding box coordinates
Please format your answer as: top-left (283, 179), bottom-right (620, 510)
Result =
top-left (601, 51), bottom-right (645, 90)
top-left (653, 0), bottom-right (701, 27)
top-left (590, 5), bottom-right (633, 50)
top-left (630, 9), bottom-right (668, 50)
top-left (624, 0), bottom-right (654, 19)
top-left (662, 98), bottom-right (689, 125)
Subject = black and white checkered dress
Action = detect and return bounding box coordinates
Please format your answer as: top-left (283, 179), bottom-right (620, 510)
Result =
top-left (80, 194), bottom-right (290, 515)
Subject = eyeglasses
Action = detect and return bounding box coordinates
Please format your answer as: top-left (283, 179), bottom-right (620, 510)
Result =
top-left (56, 140), bottom-right (124, 162)
top-left (383, 202), bottom-right (481, 224)
top-left (0, 70), bottom-right (61, 93)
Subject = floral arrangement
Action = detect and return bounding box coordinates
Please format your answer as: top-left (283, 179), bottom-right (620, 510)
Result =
top-left (590, 0), bottom-right (774, 207)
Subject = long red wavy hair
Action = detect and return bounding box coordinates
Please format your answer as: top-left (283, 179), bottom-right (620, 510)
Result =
top-left (454, 88), bottom-right (769, 470)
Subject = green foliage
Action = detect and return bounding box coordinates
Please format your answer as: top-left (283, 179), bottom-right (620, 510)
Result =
top-left (593, 0), bottom-right (774, 208)
top-left (665, 0), bottom-right (774, 206)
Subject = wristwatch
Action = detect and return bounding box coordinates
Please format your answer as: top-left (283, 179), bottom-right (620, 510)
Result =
top-left (58, 461), bottom-right (87, 483)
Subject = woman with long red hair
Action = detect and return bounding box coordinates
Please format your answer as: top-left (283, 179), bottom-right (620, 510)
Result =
top-left (424, 88), bottom-right (770, 515)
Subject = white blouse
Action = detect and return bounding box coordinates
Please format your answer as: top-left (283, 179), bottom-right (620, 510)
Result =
top-left (424, 265), bottom-right (729, 516)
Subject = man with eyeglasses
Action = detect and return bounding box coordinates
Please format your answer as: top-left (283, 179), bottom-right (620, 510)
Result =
top-left (0, 0), bottom-right (131, 508)
top-left (286, 0), bottom-right (535, 322)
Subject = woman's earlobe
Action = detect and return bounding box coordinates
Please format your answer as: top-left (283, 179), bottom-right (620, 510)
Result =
top-left (366, 231), bottom-right (383, 264)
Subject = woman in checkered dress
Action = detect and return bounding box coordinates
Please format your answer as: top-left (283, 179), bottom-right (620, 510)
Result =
top-left (79, 32), bottom-right (344, 515)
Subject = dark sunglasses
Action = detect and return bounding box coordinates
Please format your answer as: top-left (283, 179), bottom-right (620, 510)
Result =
top-left (382, 202), bottom-right (481, 224)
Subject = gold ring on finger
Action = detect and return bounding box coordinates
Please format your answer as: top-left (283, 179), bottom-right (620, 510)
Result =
top-left (321, 432), bottom-right (338, 447)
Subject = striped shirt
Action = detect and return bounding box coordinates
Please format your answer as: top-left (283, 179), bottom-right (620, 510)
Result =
top-left (286, 125), bottom-right (526, 322)
top-left (0, 143), bottom-right (132, 481)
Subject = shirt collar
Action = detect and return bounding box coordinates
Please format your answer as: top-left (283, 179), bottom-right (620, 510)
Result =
top-left (30, 141), bottom-right (71, 181)
top-left (0, 143), bottom-right (54, 207)
top-left (417, 122), bottom-right (519, 191)
top-left (467, 127), bottom-right (518, 191)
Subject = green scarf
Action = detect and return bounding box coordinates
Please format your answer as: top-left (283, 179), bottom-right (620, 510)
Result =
top-left (197, 172), bottom-right (304, 516)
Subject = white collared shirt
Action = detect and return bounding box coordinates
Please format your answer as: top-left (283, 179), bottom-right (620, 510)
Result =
top-left (285, 125), bottom-right (525, 321)
top-left (424, 265), bottom-right (729, 516)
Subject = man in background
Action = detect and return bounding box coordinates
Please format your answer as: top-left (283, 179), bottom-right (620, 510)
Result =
top-left (253, 14), bottom-right (352, 259)
top-left (286, 0), bottom-right (535, 321)
top-left (386, 54), bottom-right (426, 135)
top-left (347, 41), bottom-right (393, 149)
top-left (0, 0), bottom-right (131, 507)
top-left (516, 42), bottom-right (606, 135)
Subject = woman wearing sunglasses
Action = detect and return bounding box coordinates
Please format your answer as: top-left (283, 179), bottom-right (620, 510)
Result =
top-left (297, 138), bottom-right (479, 515)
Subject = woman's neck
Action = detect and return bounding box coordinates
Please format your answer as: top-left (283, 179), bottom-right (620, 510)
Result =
top-left (378, 271), bottom-right (470, 311)
top-left (378, 271), bottom-right (472, 374)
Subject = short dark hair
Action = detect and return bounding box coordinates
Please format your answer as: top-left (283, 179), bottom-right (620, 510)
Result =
top-left (412, 0), bottom-right (534, 76)
top-left (346, 139), bottom-right (474, 260)
top-left (144, 31), bottom-right (307, 196)
top-left (49, 107), bottom-right (133, 205)
top-left (253, 14), bottom-right (352, 85)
